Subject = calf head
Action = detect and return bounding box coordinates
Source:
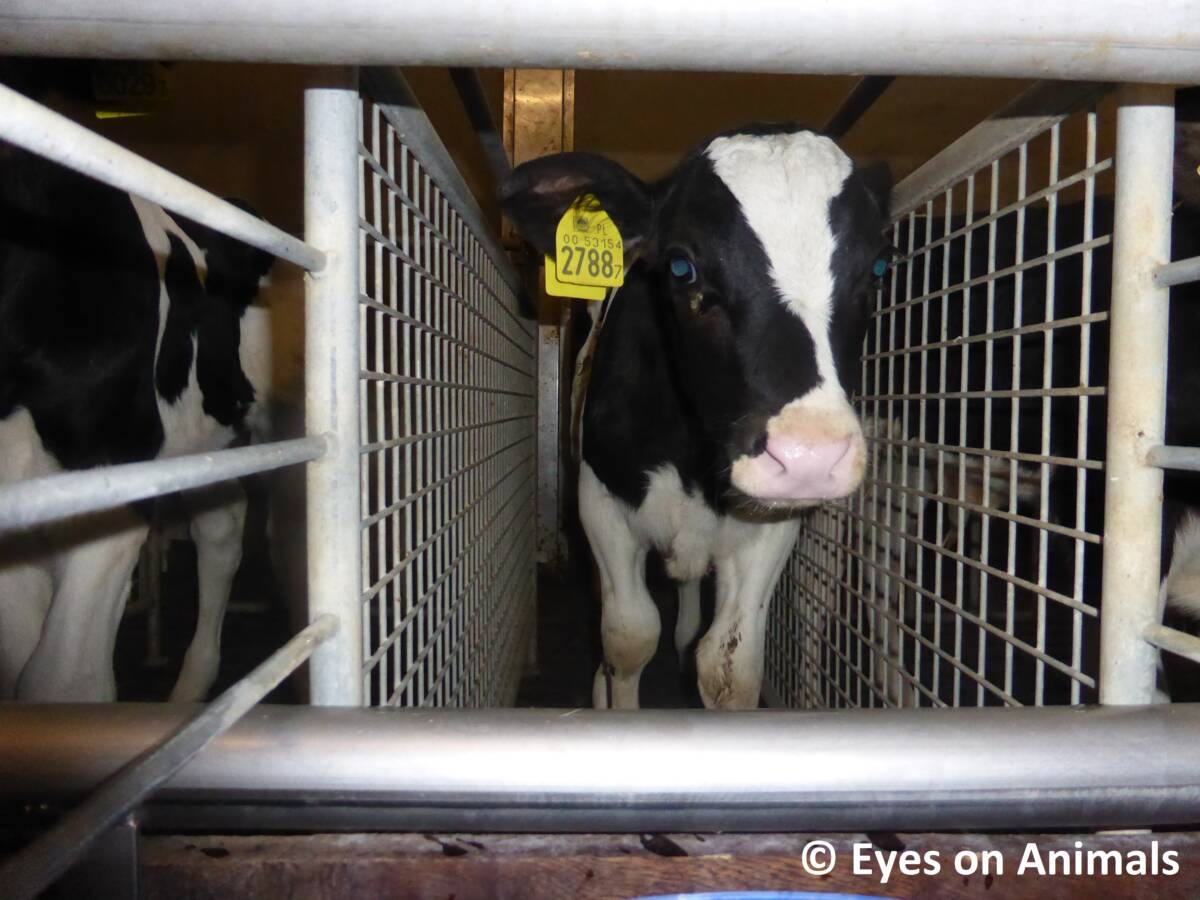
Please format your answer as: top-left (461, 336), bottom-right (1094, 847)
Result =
top-left (502, 125), bottom-right (891, 507)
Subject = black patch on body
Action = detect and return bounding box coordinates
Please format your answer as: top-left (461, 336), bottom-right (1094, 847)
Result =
top-left (0, 151), bottom-right (164, 468)
top-left (0, 148), bottom-right (268, 472)
top-left (156, 233), bottom-right (202, 402)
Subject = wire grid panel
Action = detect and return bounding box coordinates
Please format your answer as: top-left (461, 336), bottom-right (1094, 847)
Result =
top-left (766, 105), bottom-right (1115, 710)
top-left (357, 98), bottom-right (538, 708)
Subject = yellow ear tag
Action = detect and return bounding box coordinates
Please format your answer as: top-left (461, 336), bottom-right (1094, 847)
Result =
top-left (91, 61), bottom-right (173, 120)
top-left (544, 254), bottom-right (606, 301)
top-left (553, 194), bottom-right (625, 289)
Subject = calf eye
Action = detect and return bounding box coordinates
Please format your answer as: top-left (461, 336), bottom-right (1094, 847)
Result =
top-left (871, 246), bottom-right (899, 280)
top-left (668, 255), bottom-right (697, 285)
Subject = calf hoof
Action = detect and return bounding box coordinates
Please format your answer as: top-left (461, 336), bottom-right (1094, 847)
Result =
top-left (592, 662), bottom-right (643, 709)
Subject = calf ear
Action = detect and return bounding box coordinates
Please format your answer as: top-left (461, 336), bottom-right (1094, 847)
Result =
top-left (856, 160), bottom-right (893, 222)
top-left (500, 152), bottom-right (653, 260)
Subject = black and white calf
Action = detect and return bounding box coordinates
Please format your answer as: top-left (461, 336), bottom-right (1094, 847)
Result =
top-left (0, 147), bottom-right (272, 702)
top-left (502, 126), bottom-right (890, 709)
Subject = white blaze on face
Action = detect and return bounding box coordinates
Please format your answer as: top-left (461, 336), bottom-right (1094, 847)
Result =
top-left (706, 132), bottom-right (866, 503)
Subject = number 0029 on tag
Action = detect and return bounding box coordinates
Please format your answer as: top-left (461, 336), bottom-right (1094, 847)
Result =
top-left (554, 195), bottom-right (624, 289)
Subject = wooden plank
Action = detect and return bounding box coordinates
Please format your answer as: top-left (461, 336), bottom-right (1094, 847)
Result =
top-left (141, 831), bottom-right (1200, 899)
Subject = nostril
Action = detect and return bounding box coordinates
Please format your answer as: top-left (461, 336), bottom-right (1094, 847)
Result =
top-left (828, 438), bottom-right (853, 475)
top-left (750, 432), bottom-right (768, 456)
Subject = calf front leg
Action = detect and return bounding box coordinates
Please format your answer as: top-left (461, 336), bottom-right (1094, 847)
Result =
top-left (581, 464), bottom-right (660, 709)
top-left (697, 519), bottom-right (799, 709)
top-left (170, 481), bottom-right (247, 702)
top-left (674, 578), bottom-right (702, 664)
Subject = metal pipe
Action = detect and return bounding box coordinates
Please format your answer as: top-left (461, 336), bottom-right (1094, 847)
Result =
top-left (1155, 254), bottom-right (1200, 287)
top-left (1100, 85), bottom-right (1176, 706)
top-left (447, 67), bottom-right (512, 185)
top-left (0, 615), bottom-right (338, 900)
top-left (0, 82), bottom-right (324, 272)
top-left (0, 437), bottom-right (326, 534)
top-left (1146, 444), bottom-right (1200, 472)
top-left (304, 68), bottom-right (364, 707)
top-left (2, 704), bottom-right (1200, 832)
top-left (1, 1), bottom-right (1198, 83)
top-left (1144, 624), bottom-right (1200, 666)
top-left (891, 81), bottom-right (1109, 217)
top-left (822, 75), bottom-right (895, 140)
top-left (361, 67), bottom-right (522, 296)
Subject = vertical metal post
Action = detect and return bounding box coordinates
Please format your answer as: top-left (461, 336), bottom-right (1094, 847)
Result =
top-left (1099, 84), bottom-right (1175, 705)
top-left (504, 69), bottom-right (575, 570)
top-left (305, 67), bottom-right (364, 706)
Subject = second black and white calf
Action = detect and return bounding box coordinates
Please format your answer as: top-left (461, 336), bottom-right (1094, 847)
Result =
top-left (502, 126), bottom-right (890, 709)
top-left (0, 148), bottom-right (273, 702)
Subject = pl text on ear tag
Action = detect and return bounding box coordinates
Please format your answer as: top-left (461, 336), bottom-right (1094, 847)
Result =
top-left (545, 193), bottom-right (624, 301)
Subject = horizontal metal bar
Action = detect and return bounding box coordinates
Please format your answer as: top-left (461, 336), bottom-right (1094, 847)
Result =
top-left (863, 311), bottom-right (1111, 362)
top-left (781, 556), bottom-right (1012, 707)
top-left (360, 414), bottom-right (535, 455)
top-left (0, 436), bottom-right (326, 534)
top-left (360, 67), bottom-right (524, 302)
top-left (865, 432), bottom-right (1104, 472)
top-left (0, 83), bottom-right (324, 272)
top-left (864, 471), bottom-right (1103, 546)
top-left (2, 3), bottom-right (1198, 84)
top-left (893, 158), bottom-right (1113, 266)
top-left (892, 81), bottom-right (1111, 217)
top-left (840, 502), bottom-right (1097, 619)
top-left (2, 704), bottom-right (1199, 831)
top-left (867, 385), bottom-right (1105, 402)
top-left (1146, 444), bottom-right (1200, 472)
top-left (0, 615), bottom-right (338, 900)
top-left (358, 293), bottom-right (535, 377)
top-left (1156, 255), bottom-right (1200, 287)
top-left (361, 433), bottom-right (532, 528)
top-left (880, 235), bottom-right (1113, 316)
top-left (1144, 624), bottom-right (1200, 666)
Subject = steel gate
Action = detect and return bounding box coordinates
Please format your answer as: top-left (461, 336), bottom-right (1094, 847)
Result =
top-left (356, 75), bottom-right (537, 708)
top-left (766, 83), bottom-right (1114, 710)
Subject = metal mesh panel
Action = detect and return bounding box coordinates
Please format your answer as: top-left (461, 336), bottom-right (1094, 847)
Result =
top-left (357, 97), bottom-right (538, 707)
top-left (767, 105), bottom-right (1113, 709)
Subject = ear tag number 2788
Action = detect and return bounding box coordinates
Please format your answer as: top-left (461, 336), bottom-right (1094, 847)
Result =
top-left (545, 194), bottom-right (624, 301)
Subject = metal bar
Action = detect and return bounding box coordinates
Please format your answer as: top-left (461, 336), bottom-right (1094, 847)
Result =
top-left (1155, 254), bottom-right (1200, 287)
top-left (304, 68), bottom-right (365, 706)
top-left (448, 67), bottom-right (512, 186)
top-left (360, 67), bottom-right (524, 299)
top-left (891, 158), bottom-right (1113, 266)
top-left (891, 81), bottom-right (1110, 217)
top-left (1147, 444), bottom-right (1200, 472)
top-left (0, 437), bottom-right (326, 534)
top-left (2, 1), bottom-right (1199, 83)
top-left (0, 615), bottom-right (338, 900)
top-left (822, 75), bottom-right (895, 139)
top-left (0, 82), bottom-right (323, 272)
top-left (2, 704), bottom-right (1200, 832)
top-left (1144, 624), bottom-right (1200, 666)
top-left (1100, 84), bottom-right (1176, 706)
top-left (881, 234), bottom-right (1112, 315)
